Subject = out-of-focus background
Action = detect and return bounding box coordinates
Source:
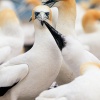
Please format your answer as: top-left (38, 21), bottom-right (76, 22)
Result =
top-left (0, 0), bottom-right (89, 22)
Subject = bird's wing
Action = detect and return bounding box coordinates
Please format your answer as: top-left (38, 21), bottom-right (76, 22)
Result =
top-left (0, 64), bottom-right (28, 96)
top-left (51, 7), bottom-right (58, 28)
top-left (0, 64), bottom-right (29, 87)
top-left (0, 46), bottom-right (11, 64)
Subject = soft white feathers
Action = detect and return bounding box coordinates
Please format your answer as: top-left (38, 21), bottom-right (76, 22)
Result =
top-left (78, 29), bottom-right (100, 59)
top-left (75, 4), bottom-right (85, 35)
top-left (62, 36), bottom-right (100, 77)
top-left (36, 63), bottom-right (100, 100)
top-left (0, 46), bottom-right (11, 64)
top-left (0, 64), bottom-right (28, 87)
top-left (51, 7), bottom-right (58, 28)
top-left (0, 23), bottom-right (24, 62)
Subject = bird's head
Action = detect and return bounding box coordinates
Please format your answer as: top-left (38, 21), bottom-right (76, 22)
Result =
top-left (29, 5), bottom-right (52, 27)
top-left (42, 0), bottom-right (64, 7)
top-left (82, 10), bottom-right (100, 33)
top-left (42, 0), bottom-right (62, 7)
top-left (26, 0), bottom-right (41, 6)
top-left (0, 8), bottom-right (19, 27)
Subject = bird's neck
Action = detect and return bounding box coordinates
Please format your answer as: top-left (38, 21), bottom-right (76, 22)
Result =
top-left (80, 62), bottom-right (100, 75)
top-left (31, 24), bottom-right (56, 50)
top-left (57, 0), bottom-right (76, 36)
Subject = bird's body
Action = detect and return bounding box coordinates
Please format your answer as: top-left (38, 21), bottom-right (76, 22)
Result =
top-left (78, 10), bottom-right (100, 59)
top-left (36, 62), bottom-right (100, 100)
top-left (0, 9), bottom-right (24, 62)
top-left (0, 5), bottom-right (62, 100)
top-left (44, 21), bottom-right (100, 77)
top-left (62, 36), bottom-right (100, 77)
top-left (42, 0), bottom-right (77, 85)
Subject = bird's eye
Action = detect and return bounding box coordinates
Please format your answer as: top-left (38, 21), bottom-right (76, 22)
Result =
top-left (35, 12), bottom-right (40, 16)
top-left (45, 12), bottom-right (49, 16)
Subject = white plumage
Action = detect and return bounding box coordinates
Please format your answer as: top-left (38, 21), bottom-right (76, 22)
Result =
top-left (0, 5), bottom-right (62, 100)
top-left (0, 9), bottom-right (24, 63)
top-left (36, 62), bottom-right (100, 100)
top-left (78, 10), bottom-right (100, 59)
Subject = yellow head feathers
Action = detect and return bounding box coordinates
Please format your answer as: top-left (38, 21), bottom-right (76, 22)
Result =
top-left (80, 62), bottom-right (100, 75)
top-left (82, 10), bottom-right (100, 33)
top-left (0, 9), bottom-right (19, 26)
top-left (26, 0), bottom-right (41, 6)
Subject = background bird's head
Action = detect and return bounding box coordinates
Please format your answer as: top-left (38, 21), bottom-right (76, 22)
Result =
top-left (42, 0), bottom-right (63, 7)
top-left (26, 0), bottom-right (41, 6)
top-left (82, 10), bottom-right (100, 33)
top-left (42, 0), bottom-right (75, 8)
top-left (29, 5), bottom-right (52, 27)
top-left (80, 62), bottom-right (100, 75)
top-left (0, 8), bottom-right (19, 27)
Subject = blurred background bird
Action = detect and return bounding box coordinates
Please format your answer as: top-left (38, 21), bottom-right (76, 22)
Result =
top-left (0, 8), bottom-right (24, 64)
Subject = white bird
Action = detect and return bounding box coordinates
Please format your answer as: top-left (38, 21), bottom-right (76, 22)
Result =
top-left (24, 0), bottom-right (58, 52)
top-left (42, 0), bottom-right (79, 85)
top-left (36, 62), bottom-right (100, 100)
top-left (0, 8), bottom-right (24, 63)
top-left (43, 21), bottom-right (100, 77)
top-left (0, 0), bottom-right (16, 11)
top-left (42, 0), bottom-right (100, 84)
top-left (78, 10), bottom-right (100, 59)
top-left (0, 5), bottom-right (63, 100)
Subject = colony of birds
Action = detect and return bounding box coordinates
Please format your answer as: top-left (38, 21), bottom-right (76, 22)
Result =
top-left (0, 0), bottom-right (100, 100)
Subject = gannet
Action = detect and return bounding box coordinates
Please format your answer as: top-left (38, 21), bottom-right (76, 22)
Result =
top-left (26, 0), bottom-right (58, 28)
top-left (42, 0), bottom-right (77, 85)
top-left (0, 0), bottom-right (16, 11)
top-left (36, 62), bottom-right (100, 100)
top-left (43, 20), bottom-right (100, 77)
top-left (0, 5), bottom-right (62, 100)
top-left (0, 8), bottom-right (24, 63)
top-left (24, 0), bottom-right (58, 52)
top-left (78, 10), bottom-right (100, 59)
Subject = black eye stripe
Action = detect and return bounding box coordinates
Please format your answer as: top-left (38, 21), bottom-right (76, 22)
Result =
top-left (35, 12), bottom-right (40, 16)
top-left (45, 12), bottom-right (49, 16)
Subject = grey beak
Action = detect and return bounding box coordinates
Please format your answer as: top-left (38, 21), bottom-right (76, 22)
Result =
top-left (36, 12), bottom-right (48, 21)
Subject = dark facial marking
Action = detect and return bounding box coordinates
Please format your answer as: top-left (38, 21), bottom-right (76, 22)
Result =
top-left (42, 0), bottom-right (57, 7)
top-left (89, 4), bottom-right (97, 9)
top-left (35, 12), bottom-right (40, 19)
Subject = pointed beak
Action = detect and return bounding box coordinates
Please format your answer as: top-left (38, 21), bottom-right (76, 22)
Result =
top-left (35, 12), bottom-right (49, 26)
top-left (37, 12), bottom-right (48, 21)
